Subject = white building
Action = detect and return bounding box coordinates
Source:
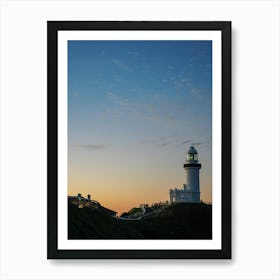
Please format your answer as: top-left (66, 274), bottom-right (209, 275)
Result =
top-left (169, 146), bottom-right (201, 203)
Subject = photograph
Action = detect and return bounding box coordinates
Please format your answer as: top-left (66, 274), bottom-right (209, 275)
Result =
top-left (67, 40), bottom-right (213, 240)
top-left (47, 21), bottom-right (231, 258)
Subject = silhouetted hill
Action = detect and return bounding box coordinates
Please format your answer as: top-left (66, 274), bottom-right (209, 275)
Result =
top-left (68, 203), bottom-right (143, 239)
top-left (68, 202), bottom-right (212, 239)
top-left (140, 203), bottom-right (212, 239)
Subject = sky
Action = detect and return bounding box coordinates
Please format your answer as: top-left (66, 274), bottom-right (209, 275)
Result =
top-left (68, 40), bottom-right (212, 214)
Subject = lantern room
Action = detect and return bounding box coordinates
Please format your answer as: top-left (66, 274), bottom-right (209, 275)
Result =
top-left (186, 146), bottom-right (198, 162)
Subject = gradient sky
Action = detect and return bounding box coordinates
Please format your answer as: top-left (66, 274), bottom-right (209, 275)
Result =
top-left (68, 40), bottom-right (212, 214)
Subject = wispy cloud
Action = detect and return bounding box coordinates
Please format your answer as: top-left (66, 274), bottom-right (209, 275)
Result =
top-left (190, 88), bottom-right (211, 100)
top-left (106, 92), bottom-right (174, 125)
top-left (161, 70), bottom-right (192, 90)
top-left (191, 142), bottom-right (203, 146)
top-left (155, 135), bottom-right (176, 147)
top-left (191, 139), bottom-right (211, 147)
top-left (112, 59), bottom-right (133, 72)
top-left (127, 51), bottom-right (139, 55)
top-left (140, 135), bottom-right (180, 148)
top-left (182, 140), bottom-right (191, 145)
top-left (77, 144), bottom-right (106, 150)
top-left (174, 77), bottom-right (192, 90)
top-left (181, 139), bottom-right (212, 148)
top-left (139, 135), bottom-right (211, 150)
top-left (156, 142), bottom-right (172, 147)
top-left (190, 88), bottom-right (202, 98)
top-left (106, 92), bottom-right (130, 106)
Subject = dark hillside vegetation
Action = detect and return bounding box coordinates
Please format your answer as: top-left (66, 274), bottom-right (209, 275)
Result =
top-left (68, 202), bottom-right (212, 239)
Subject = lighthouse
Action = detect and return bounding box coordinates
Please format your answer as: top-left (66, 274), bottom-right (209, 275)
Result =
top-left (183, 146), bottom-right (201, 203)
top-left (169, 146), bottom-right (202, 203)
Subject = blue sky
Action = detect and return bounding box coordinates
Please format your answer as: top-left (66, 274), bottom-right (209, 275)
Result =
top-left (68, 40), bottom-right (212, 213)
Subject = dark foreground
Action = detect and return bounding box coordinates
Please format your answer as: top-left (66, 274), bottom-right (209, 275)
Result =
top-left (68, 202), bottom-right (212, 239)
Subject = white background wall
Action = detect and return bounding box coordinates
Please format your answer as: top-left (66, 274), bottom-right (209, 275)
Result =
top-left (0, 0), bottom-right (279, 279)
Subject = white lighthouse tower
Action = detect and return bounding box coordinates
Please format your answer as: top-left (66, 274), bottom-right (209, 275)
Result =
top-left (183, 146), bottom-right (201, 203)
top-left (169, 146), bottom-right (201, 203)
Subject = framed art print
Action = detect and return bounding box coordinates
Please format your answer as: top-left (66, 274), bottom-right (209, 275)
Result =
top-left (47, 21), bottom-right (231, 259)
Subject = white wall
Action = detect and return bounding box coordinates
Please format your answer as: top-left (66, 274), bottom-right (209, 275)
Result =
top-left (0, 0), bottom-right (279, 279)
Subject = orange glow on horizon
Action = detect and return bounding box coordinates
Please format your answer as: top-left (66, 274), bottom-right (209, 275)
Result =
top-left (68, 181), bottom-right (212, 215)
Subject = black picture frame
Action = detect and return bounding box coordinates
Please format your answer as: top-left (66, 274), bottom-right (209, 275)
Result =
top-left (47, 21), bottom-right (231, 259)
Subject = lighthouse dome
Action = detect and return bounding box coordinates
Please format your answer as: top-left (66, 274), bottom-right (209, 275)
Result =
top-left (188, 146), bottom-right (198, 154)
top-left (186, 146), bottom-right (199, 162)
